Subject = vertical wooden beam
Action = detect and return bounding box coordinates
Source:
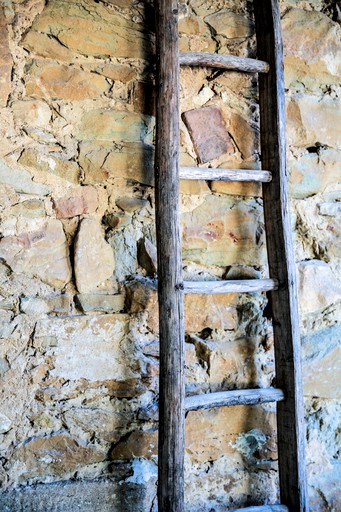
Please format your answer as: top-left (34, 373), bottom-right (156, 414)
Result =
top-left (155, 1), bottom-right (185, 511)
top-left (254, 1), bottom-right (309, 510)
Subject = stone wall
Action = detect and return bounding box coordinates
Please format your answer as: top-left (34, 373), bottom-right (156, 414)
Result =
top-left (0, 0), bottom-right (340, 510)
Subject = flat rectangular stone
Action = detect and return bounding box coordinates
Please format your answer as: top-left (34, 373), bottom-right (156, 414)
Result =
top-left (76, 293), bottom-right (125, 313)
top-left (182, 106), bottom-right (234, 163)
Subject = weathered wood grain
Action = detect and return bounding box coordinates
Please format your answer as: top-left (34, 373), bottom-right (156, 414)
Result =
top-left (183, 279), bottom-right (278, 295)
top-left (155, 2), bottom-right (185, 511)
top-left (179, 167), bottom-right (272, 182)
top-left (185, 387), bottom-right (284, 412)
top-left (180, 52), bottom-right (270, 73)
top-left (254, 1), bottom-right (309, 510)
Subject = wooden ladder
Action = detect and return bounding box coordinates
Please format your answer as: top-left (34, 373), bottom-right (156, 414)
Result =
top-left (154, 0), bottom-right (308, 511)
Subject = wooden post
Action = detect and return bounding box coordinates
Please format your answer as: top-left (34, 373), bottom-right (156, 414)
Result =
top-left (254, 1), bottom-right (309, 510)
top-left (155, 1), bottom-right (185, 511)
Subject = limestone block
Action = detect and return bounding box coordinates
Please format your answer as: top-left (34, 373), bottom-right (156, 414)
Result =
top-left (110, 429), bottom-right (158, 460)
top-left (0, 413), bottom-right (12, 434)
top-left (182, 106), bottom-right (234, 163)
top-left (185, 405), bottom-right (277, 464)
top-left (297, 260), bottom-right (341, 315)
top-left (125, 277), bottom-right (239, 333)
top-left (18, 149), bottom-right (80, 185)
top-left (205, 10), bottom-right (254, 39)
top-left (319, 202), bottom-right (341, 216)
top-left (180, 179), bottom-right (211, 195)
top-left (9, 199), bottom-right (45, 220)
top-left (53, 186), bottom-right (98, 219)
top-left (22, 30), bottom-right (74, 61)
top-left (0, 477), bottom-right (156, 512)
top-left (26, 0), bottom-right (153, 59)
top-left (282, 9), bottom-right (341, 89)
top-left (76, 293), bottom-right (125, 314)
top-left (14, 434), bottom-right (104, 479)
top-left (99, 63), bottom-right (137, 83)
top-left (63, 407), bottom-right (127, 443)
top-left (179, 13), bottom-right (208, 36)
top-left (74, 219), bottom-right (115, 293)
top-left (211, 180), bottom-right (262, 197)
top-left (79, 141), bottom-right (154, 187)
top-left (0, 160), bottom-right (50, 196)
top-left (20, 295), bottom-right (70, 315)
top-left (12, 99), bottom-right (51, 129)
top-left (25, 60), bottom-right (110, 100)
top-left (289, 149), bottom-right (341, 199)
top-left (303, 325), bottom-right (341, 399)
top-left (287, 95), bottom-right (341, 148)
top-left (0, 220), bottom-right (72, 288)
top-left (304, 346), bottom-right (341, 399)
top-left (0, 8), bottom-right (12, 107)
top-left (34, 314), bottom-right (131, 381)
top-left (192, 337), bottom-right (258, 391)
top-left (228, 113), bottom-right (260, 159)
top-left (77, 110), bottom-right (154, 144)
top-left (182, 195), bottom-right (266, 267)
top-left (115, 197), bottom-right (148, 213)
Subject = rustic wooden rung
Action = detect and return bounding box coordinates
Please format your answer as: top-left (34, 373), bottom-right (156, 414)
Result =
top-left (179, 167), bottom-right (272, 182)
top-left (231, 506), bottom-right (288, 512)
top-left (185, 387), bottom-right (285, 412)
top-left (183, 279), bottom-right (278, 295)
top-left (179, 52), bottom-right (270, 74)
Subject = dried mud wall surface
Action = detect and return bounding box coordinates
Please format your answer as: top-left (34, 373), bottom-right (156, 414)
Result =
top-left (0, 0), bottom-right (340, 511)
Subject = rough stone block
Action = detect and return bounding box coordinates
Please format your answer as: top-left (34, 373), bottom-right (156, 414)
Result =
top-left (192, 337), bottom-right (258, 391)
top-left (303, 325), bottom-right (341, 399)
top-left (12, 99), bottom-right (51, 129)
top-left (186, 404), bottom-right (277, 464)
top-left (287, 95), bottom-right (341, 148)
top-left (76, 293), bottom-right (125, 313)
top-left (297, 260), bottom-right (341, 315)
top-left (125, 278), bottom-right (239, 333)
top-left (77, 110), bottom-right (154, 144)
top-left (34, 314), bottom-right (131, 382)
top-left (182, 106), bottom-right (234, 163)
top-left (0, 220), bottom-right (71, 288)
top-left (289, 149), bottom-right (341, 199)
top-left (79, 141), bottom-right (154, 187)
top-left (14, 434), bottom-right (104, 479)
top-left (20, 295), bottom-right (70, 315)
top-left (283, 8), bottom-right (341, 89)
top-left (228, 113), bottom-right (260, 159)
top-left (18, 149), bottom-right (80, 185)
top-left (0, 475), bottom-right (156, 512)
top-left (205, 10), bottom-right (254, 39)
top-left (74, 219), bottom-right (115, 293)
top-left (25, 60), bottom-right (110, 100)
top-left (24, 0), bottom-right (153, 59)
top-left (182, 195), bottom-right (266, 267)
top-left (53, 186), bottom-right (98, 219)
top-left (0, 160), bottom-right (50, 196)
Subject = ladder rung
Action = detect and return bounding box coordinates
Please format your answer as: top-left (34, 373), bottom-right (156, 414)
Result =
top-left (183, 279), bottom-right (278, 295)
top-left (185, 387), bottom-right (285, 412)
top-left (179, 52), bottom-right (270, 74)
top-left (230, 506), bottom-right (288, 512)
top-left (179, 167), bottom-right (272, 182)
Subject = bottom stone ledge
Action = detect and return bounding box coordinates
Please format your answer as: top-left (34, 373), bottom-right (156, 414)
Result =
top-left (0, 474), bottom-right (157, 512)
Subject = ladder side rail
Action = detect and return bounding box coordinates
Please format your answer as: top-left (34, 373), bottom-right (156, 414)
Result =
top-left (155, 2), bottom-right (185, 511)
top-left (254, 1), bottom-right (308, 510)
